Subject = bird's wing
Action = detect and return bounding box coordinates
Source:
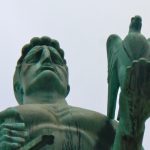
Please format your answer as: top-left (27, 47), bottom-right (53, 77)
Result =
top-left (144, 38), bottom-right (150, 59)
top-left (106, 34), bottom-right (122, 119)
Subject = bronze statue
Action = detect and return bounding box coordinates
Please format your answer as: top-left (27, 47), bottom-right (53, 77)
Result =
top-left (0, 37), bottom-right (117, 150)
top-left (0, 16), bottom-right (150, 150)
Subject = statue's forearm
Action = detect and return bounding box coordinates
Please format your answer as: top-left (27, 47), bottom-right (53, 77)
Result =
top-left (112, 89), bottom-right (145, 150)
top-left (112, 118), bottom-right (144, 150)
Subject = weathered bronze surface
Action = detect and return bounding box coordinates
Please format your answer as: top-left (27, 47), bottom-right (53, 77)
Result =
top-left (0, 16), bottom-right (150, 150)
top-left (107, 15), bottom-right (150, 150)
top-left (107, 15), bottom-right (150, 120)
top-left (0, 37), bottom-right (116, 150)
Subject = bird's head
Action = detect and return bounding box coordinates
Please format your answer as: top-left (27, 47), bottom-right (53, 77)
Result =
top-left (129, 15), bottom-right (142, 33)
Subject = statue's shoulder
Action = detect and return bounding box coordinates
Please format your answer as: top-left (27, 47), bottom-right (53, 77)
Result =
top-left (68, 106), bottom-right (117, 131)
top-left (69, 106), bottom-right (106, 120)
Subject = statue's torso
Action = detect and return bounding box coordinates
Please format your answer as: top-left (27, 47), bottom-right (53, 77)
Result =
top-left (13, 104), bottom-right (116, 150)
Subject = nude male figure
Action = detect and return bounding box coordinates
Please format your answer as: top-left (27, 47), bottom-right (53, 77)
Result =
top-left (0, 37), bottom-right (116, 150)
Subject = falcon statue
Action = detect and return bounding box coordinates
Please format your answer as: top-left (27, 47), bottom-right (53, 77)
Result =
top-left (106, 15), bottom-right (150, 120)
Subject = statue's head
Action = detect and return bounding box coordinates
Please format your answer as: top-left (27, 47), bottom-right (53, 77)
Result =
top-left (129, 15), bottom-right (142, 32)
top-left (13, 36), bottom-right (70, 104)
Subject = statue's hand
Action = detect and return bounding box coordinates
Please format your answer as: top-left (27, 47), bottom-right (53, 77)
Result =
top-left (121, 58), bottom-right (150, 123)
top-left (0, 108), bottom-right (28, 150)
top-left (0, 123), bottom-right (28, 149)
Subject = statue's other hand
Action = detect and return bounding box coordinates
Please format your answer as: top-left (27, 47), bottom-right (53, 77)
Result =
top-left (0, 122), bottom-right (28, 150)
top-left (122, 58), bottom-right (150, 122)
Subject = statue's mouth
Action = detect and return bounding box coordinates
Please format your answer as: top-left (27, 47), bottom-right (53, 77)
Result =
top-left (37, 66), bottom-right (56, 74)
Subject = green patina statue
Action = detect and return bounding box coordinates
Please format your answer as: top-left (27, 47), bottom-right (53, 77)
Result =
top-left (0, 16), bottom-right (150, 150)
top-left (107, 15), bottom-right (150, 150)
top-left (0, 37), bottom-right (117, 150)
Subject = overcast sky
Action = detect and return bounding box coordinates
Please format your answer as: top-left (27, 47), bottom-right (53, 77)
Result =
top-left (0, 0), bottom-right (150, 149)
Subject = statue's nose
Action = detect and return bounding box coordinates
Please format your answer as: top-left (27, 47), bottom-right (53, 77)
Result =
top-left (40, 46), bottom-right (52, 65)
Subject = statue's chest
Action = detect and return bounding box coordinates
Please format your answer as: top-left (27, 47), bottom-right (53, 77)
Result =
top-left (24, 123), bottom-right (97, 150)
top-left (17, 105), bottom-right (98, 149)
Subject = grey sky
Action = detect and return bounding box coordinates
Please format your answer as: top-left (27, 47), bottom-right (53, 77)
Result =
top-left (0, 0), bottom-right (150, 149)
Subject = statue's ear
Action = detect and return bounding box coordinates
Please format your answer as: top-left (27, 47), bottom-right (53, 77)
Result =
top-left (14, 82), bottom-right (23, 104)
top-left (66, 85), bottom-right (70, 97)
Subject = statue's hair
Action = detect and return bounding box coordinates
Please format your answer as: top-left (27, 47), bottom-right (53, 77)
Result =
top-left (13, 36), bottom-right (68, 104)
top-left (17, 36), bottom-right (66, 65)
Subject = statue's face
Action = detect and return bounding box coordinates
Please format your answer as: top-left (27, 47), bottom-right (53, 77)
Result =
top-left (20, 45), bottom-right (68, 97)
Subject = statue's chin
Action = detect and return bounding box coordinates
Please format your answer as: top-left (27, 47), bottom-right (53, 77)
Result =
top-left (25, 70), bottom-right (66, 96)
top-left (36, 69), bottom-right (59, 81)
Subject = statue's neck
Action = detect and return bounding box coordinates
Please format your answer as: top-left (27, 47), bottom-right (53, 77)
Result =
top-left (22, 91), bottom-right (67, 105)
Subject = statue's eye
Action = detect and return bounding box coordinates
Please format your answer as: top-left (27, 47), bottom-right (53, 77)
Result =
top-left (51, 54), bottom-right (63, 65)
top-left (24, 50), bottom-right (42, 64)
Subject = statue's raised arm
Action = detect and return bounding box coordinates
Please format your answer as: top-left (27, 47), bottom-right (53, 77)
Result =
top-left (110, 16), bottom-right (150, 150)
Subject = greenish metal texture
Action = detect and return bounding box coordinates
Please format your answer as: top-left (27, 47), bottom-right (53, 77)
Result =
top-left (0, 16), bottom-right (150, 150)
top-left (106, 15), bottom-right (150, 120)
top-left (0, 37), bottom-right (116, 150)
top-left (107, 15), bottom-right (150, 150)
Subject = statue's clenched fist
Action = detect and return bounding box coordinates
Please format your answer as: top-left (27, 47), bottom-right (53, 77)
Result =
top-left (0, 123), bottom-right (28, 149)
top-left (0, 108), bottom-right (28, 150)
